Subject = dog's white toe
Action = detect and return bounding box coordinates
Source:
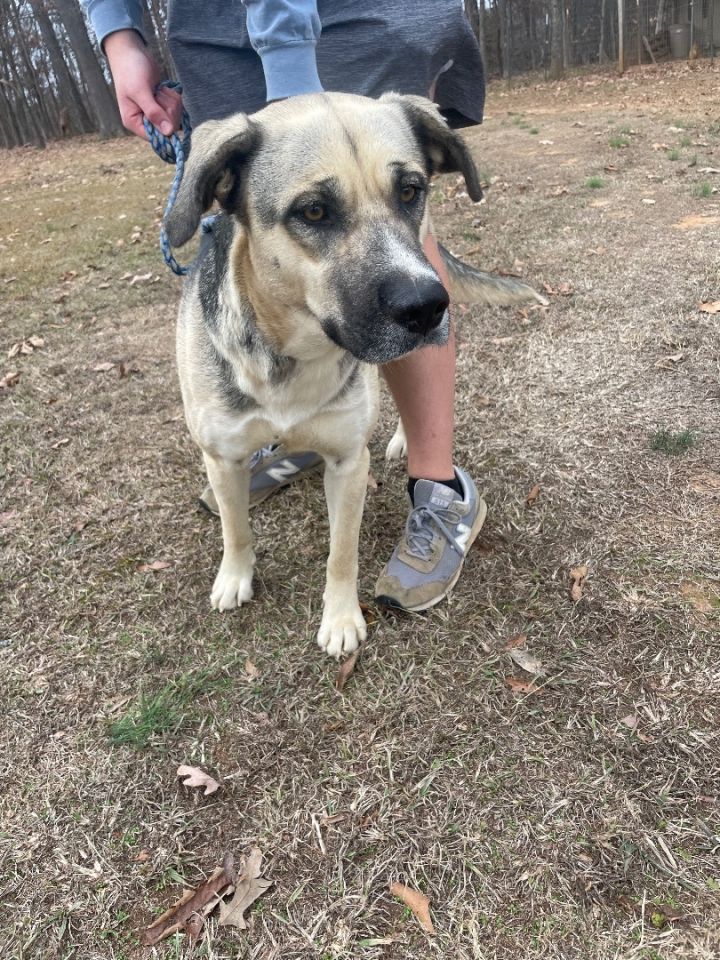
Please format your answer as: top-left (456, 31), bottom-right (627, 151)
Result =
top-left (317, 607), bottom-right (367, 660)
top-left (385, 419), bottom-right (407, 461)
top-left (211, 562), bottom-right (254, 611)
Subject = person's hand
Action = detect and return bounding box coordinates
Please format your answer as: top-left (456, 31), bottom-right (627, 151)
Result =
top-left (104, 30), bottom-right (183, 139)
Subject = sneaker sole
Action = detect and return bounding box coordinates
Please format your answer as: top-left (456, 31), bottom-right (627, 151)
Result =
top-left (198, 461), bottom-right (324, 516)
top-left (376, 496), bottom-right (488, 613)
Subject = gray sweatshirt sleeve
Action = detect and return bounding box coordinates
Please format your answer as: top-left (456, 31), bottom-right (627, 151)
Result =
top-left (242, 0), bottom-right (322, 101)
top-left (80, 0), bottom-right (146, 48)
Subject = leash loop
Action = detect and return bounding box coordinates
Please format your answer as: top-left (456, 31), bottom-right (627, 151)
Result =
top-left (143, 80), bottom-right (192, 276)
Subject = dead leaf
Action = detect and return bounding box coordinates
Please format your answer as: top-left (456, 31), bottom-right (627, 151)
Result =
top-left (505, 633), bottom-right (527, 650)
top-left (506, 676), bottom-right (541, 695)
top-left (27, 335), bottom-right (45, 348)
top-left (642, 198), bottom-right (656, 205)
top-left (604, 163), bottom-right (618, 171)
top-left (389, 882), bottom-right (434, 934)
top-left (138, 560), bottom-right (171, 573)
top-left (133, 849), bottom-right (152, 862)
top-left (320, 812), bottom-right (347, 827)
top-left (542, 281), bottom-right (556, 295)
top-left (367, 471), bottom-right (378, 491)
top-left (51, 438), bottom-right (70, 450)
top-left (0, 370), bottom-right (20, 389)
top-left (143, 853), bottom-right (236, 945)
top-left (244, 658), bottom-right (260, 679)
top-left (655, 351), bottom-right (684, 368)
top-left (570, 564), bottom-right (588, 602)
top-left (509, 648), bottom-right (545, 676)
top-left (620, 714), bottom-right (638, 729)
top-left (129, 271), bottom-right (153, 285)
top-left (699, 301), bottom-right (720, 314)
top-left (525, 483), bottom-right (541, 507)
top-left (177, 765), bottom-right (220, 796)
top-left (218, 848), bottom-right (272, 930)
top-left (336, 649), bottom-right (360, 692)
top-left (549, 186), bottom-right (568, 197)
top-left (359, 601), bottom-right (380, 627)
top-left (558, 281), bottom-right (573, 296)
top-left (92, 361), bottom-right (115, 372)
top-left (539, 139), bottom-right (554, 145)
top-left (699, 167), bottom-right (720, 174)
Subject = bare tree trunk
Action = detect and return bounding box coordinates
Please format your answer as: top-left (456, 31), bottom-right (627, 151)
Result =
top-left (599, 0), bottom-right (607, 63)
top-left (549, 0), bottom-right (564, 78)
top-left (147, 0), bottom-right (175, 78)
top-left (499, 0), bottom-right (512, 80)
top-left (26, 0), bottom-right (88, 135)
top-left (52, 0), bottom-right (124, 136)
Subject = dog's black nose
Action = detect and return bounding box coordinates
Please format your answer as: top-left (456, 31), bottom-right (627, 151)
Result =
top-left (379, 275), bottom-right (449, 335)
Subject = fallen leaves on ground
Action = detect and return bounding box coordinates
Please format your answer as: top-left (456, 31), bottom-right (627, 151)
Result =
top-left (505, 633), bottom-right (527, 650)
top-left (506, 676), bottom-right (542, 695)
top-left (570, 564), bottom-right (588, 602)
top-left (8, 336), bottom-right (44, 359)
top-left (177, 765), bottom-right (220, 796)
top-left (390, 882), bottom-right (434, 934)
top-left (336, 649), bottom-right (361, 692)
top-left (138, 560), bottom-right (172, 573)
top-left (0, 370), bottom-right (20, 389)
top-left (143, 852), bottom-right (236, 946)
top-left (509, 648), bottom-right (545, 676)
top-left (219, 848), bottom-right (272, 929)
top-left (698, 300), bottom-right (720, 314)
top-left (244, 658), bottom-right (260, 679)
top-left (92, 361), bottom-right (115, 373)
top-left (525, 483), bottom-right (541, 507)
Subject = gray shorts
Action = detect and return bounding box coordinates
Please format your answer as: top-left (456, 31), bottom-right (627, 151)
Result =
top-left (167, 0), bottom-right (484, 129)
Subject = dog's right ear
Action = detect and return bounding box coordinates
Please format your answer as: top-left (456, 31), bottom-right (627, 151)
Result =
top-left (165, 114), bottom-right (259, 248)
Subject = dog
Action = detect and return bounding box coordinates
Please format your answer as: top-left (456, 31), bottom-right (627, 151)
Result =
top-left (165, 92), bottom-right (544, 659)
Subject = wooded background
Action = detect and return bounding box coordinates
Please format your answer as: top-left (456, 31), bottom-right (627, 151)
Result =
top-left (1, 0), bottom-right (717, 149)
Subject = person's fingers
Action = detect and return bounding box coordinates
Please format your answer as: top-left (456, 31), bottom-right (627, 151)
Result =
top-left (155, 87), bottom-right (184, 130)
top-left (118, 96), bottom-right (149, 139)
top-left (134, 89), bottom-right (175, 136)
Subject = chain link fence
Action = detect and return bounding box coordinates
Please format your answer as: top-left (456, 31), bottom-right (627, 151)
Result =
top-left (475, 0), bottom-right (718, 80)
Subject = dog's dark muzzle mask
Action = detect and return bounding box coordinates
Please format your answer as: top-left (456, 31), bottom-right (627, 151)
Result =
top-left (325, 264), bottom-right (451, 365)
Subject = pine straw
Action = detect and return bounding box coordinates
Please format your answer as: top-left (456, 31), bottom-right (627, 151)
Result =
top-left (1, 62), bottom-right (719, 959)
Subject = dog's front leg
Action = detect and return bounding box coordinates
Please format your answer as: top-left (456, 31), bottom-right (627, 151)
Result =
top-left (317, 446), bottom-right (370, 660)
top-left (203, 452), bottom-right (255, 611)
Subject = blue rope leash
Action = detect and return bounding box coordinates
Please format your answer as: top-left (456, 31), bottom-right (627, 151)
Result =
top-left (143, 80), bottom-right (192, 276)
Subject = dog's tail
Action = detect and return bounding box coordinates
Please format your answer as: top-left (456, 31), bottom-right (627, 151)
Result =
top-left (439, 244), bottom-right (549, 307)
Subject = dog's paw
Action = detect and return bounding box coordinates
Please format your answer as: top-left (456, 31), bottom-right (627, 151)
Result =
top-left (385, 419), bottom-right (407, 461)
top-left (211, 561), bottom-right (254, 611)
top-left (317, 606), bottom-right (367, 660)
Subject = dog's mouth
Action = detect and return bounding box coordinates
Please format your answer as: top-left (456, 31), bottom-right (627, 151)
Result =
top-left (321, 310), bottom-right (450, 365)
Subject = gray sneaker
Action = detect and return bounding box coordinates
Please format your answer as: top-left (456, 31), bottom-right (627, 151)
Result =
top-left (199, 446), bottom-right (324, 515)
top-left (375, 467), bottom-right (487, 612)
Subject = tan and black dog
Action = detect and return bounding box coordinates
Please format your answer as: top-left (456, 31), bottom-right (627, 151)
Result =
top-left (166, 92), bottom-right (543, 659)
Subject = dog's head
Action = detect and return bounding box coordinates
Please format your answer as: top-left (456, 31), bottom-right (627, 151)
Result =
top-left (166, 92), bottom-right (483, 362)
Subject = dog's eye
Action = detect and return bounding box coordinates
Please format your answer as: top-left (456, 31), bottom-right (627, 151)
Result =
top-left (302, 203), bottom-right (327, 223)
top-left (400, 185), bottom-right (418, 204)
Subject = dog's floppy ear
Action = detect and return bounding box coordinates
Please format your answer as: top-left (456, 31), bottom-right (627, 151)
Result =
top-left (382, 93), bottom-right (483, 202)
top-left (165, 114), bottom-right (259, 248)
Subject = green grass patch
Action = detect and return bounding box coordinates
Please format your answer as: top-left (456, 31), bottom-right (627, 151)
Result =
top-left (609, 136), bottom-right (630, 148)
top-left (667, 149), bottom-right (679, 161)
top-left (650, 429), bottom-right (696, 456)
top-left (679, 134), bottom-right (692, 147)
top-left (694, 182), bottom-right (712, 198)
top-left (585, 176), bottom-right (605, 189)
top-left (529, 127), bottom-right (539, 135)
top-left (108, 670), bottom-right (219, 747)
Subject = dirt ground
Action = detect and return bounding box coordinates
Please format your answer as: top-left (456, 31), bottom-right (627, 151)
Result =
top-left (1, 62), bottom-right (719, 960)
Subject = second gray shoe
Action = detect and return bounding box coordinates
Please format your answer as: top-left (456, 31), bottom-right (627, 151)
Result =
top-left (199, 446), bottom-right (324, 515)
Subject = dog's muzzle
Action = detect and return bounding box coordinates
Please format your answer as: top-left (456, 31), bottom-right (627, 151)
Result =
top-left (378, 275), bottom-right (450, 336)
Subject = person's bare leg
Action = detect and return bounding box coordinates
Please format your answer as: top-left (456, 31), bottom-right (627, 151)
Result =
top-left (382, 231), bottom-right (455, 481)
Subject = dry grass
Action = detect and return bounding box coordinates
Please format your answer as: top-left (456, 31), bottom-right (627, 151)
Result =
top-left (1, 61), bottom-right (719, 960)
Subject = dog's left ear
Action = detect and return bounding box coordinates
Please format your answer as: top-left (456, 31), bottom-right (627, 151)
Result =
top-left (383, 93), bottom-right (483, 202)
top-left (165, 113), bottom-right (260, 248)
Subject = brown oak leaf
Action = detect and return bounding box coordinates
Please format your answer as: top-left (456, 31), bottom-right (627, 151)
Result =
top-left (336, 649), bottom-right (360, 692)
top-left (390, 882), bottom-right (434, 934)
top-left (143, 853), bottom-right (236, 945)
top-left (138, 560), bottom-right (171, 573)
top-left (570, 564), bottom-right (588, 602)
top-left (218, 848), bottom-right (272, 929)
top-left (177, 765), bottom-right (220, 796)
top-left (506, 676), bottom-right (542, 695)
top-left (525, 483), bottom-right (541, 507)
